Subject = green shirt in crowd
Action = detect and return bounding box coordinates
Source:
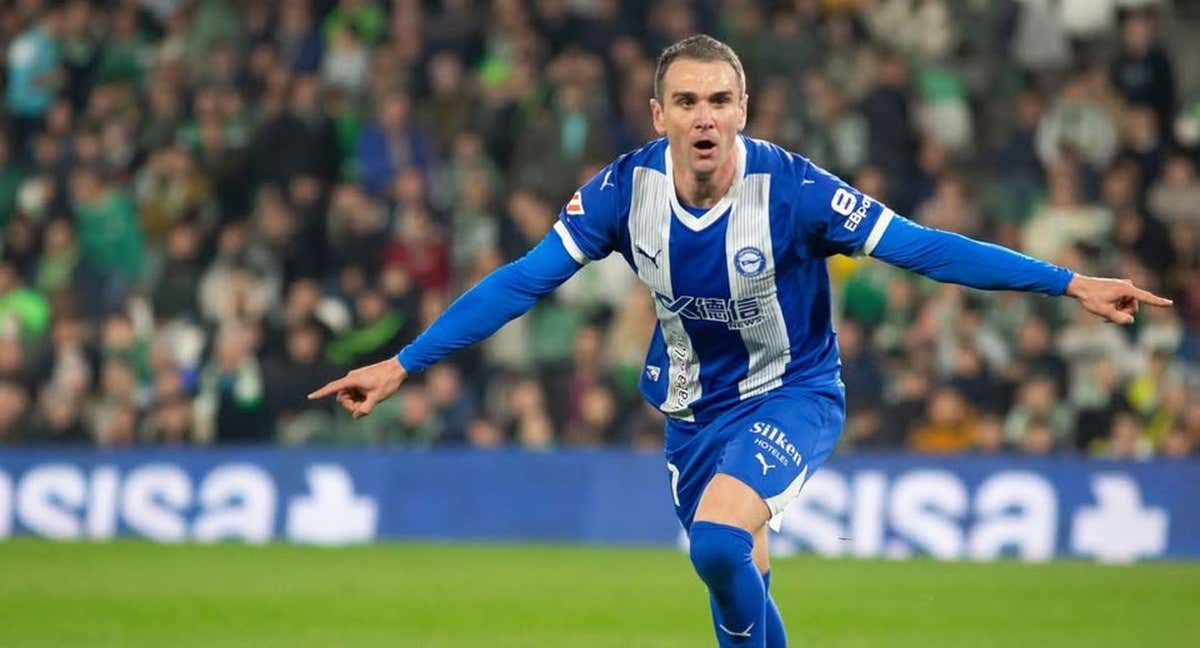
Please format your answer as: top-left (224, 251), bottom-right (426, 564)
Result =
top-left (75, 189), bottom-right (144, 281)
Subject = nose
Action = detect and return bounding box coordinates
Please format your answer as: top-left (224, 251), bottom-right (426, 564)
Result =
top-left (693, 103), bottom-right (716, 131)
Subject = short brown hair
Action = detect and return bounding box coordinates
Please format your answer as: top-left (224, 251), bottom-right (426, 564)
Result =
top-left (654, 35), bottom-right (747, 103)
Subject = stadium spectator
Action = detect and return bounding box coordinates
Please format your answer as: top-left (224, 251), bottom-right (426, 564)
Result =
top-left (425, 363), bottom-right (477, 444)
top-left (503, 374), bottom-right (554, 450)
top-left (1105, 410), bottom-right (1154, 460)
top-left (1036, 66), bottom-right (1121, 173)
top-left (0, 380), bottom-right (31, 443)
top-left (31, 387), bottom-right (87, 444)
top-left (0, 261), bottom-right (49, 344)
top-left (262, 320), bottom-right (340, 438)
top-left (71, 166), bottom-right (143, 317)
top-left (797, 71), bottom-right (867, 178)
top-left (5, 4), bottom-right (63, 165)
top-left (910, 385), bottom-right (978, 453)
top-left (511, 56), bottom-right (614, 201)
top-left (860, 48), bottom-right (918, 212)
top-left (1022, 162), bottom-right (1113, 263)
top-left (971, 412), bottom-right (1010, 455)
top-left (391, 382), bottom-right (441, 446)
top-left (1162, 424), bottom-right (1196, 458)
top-left (354, 92), bottom-right (432, 197)
top-left (196, 324), bottom-right (267, 443)
top-left (0, 136), bottom-right (22, 225)
top-left (837, 318), bottom-right (885, 448)
top-left (1112, 6), bottom-right (1176, 145)
top-left (467, 416), bottom-right (505, 449)
top-left (1148, 152), bottom-right (1200, 227)
top-left (277, 0), bottom-right (322, 74)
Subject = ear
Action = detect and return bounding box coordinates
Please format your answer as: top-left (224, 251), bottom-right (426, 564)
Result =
top-left (737, 93), bottom-right (749, 131)
top-left (650, 98), bottom-right (667, 136)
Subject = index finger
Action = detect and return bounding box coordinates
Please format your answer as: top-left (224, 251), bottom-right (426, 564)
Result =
top-left (1132, 287), bottom-right (1173, 308)
top-left (308, 376), bottom-right (353, 400)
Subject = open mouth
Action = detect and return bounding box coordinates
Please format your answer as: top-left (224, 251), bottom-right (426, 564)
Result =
top-left (693, 139), bottom-right (718, 156)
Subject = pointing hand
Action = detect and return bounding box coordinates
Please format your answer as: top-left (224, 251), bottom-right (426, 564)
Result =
top-left (308, 357), bottom-right (409, 419)
top-left (1065, 275), bottom-right (1173, 325)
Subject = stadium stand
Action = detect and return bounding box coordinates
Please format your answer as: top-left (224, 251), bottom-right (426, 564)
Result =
top-left (0, 0), bottom-right (1197, 459)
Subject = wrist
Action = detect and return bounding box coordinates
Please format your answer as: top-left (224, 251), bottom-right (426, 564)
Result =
top-left (388, 355), bottom-right (408, 378)
top-left (396, 346), bottom-right (420, 375)
top-left (1065, 273), bottom-right (1085, 299)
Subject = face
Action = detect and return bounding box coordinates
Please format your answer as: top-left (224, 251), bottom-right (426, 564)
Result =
top-left (651, 58), bottom-right (747, 180)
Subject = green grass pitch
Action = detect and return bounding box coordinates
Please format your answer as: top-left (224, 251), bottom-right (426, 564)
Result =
top-left (0, 539), bottom-right (1196, 647)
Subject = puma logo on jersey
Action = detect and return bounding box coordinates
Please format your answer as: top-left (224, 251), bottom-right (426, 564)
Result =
top-left (600, 169), bottom-right (615, 190)
top-left (755, 452), bottom-right (776, 476)
top-left (635, 244), bottom-right (662, 268)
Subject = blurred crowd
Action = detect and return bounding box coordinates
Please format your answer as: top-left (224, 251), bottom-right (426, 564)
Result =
top-left (0, 0), bottom-right (1198, 458)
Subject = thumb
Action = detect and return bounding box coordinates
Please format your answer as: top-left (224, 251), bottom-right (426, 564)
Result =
top-left (1109, 308), bottom-right (1135, 325)
top-left (353, 390), bottom-right (383, 419)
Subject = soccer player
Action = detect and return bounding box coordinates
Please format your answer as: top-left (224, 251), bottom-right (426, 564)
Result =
top-left (309, 35), bottom-right (1172, 647)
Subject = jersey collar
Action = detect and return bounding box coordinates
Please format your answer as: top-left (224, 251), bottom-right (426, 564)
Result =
top-left (664, 134), bottom-right (747, 232)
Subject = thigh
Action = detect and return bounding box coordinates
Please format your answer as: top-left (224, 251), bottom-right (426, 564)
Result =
top-left (664, 418), bottom-right (723, 531)
top-left (692, 472), bottom-right (772, 533)
top-left (713, 383), bottom-right (845, 532)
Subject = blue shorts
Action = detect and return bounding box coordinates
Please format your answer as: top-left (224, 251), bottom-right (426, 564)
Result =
top-left (664, 380), bottom-right (845, 532)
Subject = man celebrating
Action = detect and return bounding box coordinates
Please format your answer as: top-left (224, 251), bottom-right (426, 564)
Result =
top-left (310, 35), bottom-right (1171, 648)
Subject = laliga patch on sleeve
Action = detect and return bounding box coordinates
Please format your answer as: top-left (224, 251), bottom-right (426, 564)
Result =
top-left (566, 191), bottom-right (585, 216)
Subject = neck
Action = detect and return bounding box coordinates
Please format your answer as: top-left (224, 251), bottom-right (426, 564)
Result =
top-left (672, 147), bottom-right (737, 209)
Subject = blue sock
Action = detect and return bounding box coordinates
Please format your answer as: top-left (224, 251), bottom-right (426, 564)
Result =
top-left (690, 521), bottom-right (765, 647)
top-left (708, 567), bottom-right (788, 647)
top-left (762, 570), bottom-right (787, 647)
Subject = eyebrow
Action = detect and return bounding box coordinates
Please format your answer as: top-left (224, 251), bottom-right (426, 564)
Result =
top-left (671, 91), bottom-right (736, 102)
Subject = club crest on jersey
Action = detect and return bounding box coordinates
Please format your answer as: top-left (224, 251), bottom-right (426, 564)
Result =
top-left (734, 247), bottom-right (766, 277)
top-left (566, 191), bottom-right (585, 216)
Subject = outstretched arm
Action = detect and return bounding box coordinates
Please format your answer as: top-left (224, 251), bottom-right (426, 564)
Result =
top-left (868, 215), bottom-right (1172, 323)
top-left (308, 229), bottom-right (583, 417)
top-left (791, 156), bottom-right (1172, 324)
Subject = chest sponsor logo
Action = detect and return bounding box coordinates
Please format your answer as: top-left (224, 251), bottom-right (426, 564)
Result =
top-left (654, 293), bottom-right (764, 330)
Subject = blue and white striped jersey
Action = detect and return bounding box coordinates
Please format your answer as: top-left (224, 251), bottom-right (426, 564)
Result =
top-left (553, 134), bottom-right (894, 424)
top-left (398, 135), bottom-right (1069, 413)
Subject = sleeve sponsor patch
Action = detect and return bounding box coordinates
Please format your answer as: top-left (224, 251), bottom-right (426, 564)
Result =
top-left (566, 191), bottom-right (585, 216)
